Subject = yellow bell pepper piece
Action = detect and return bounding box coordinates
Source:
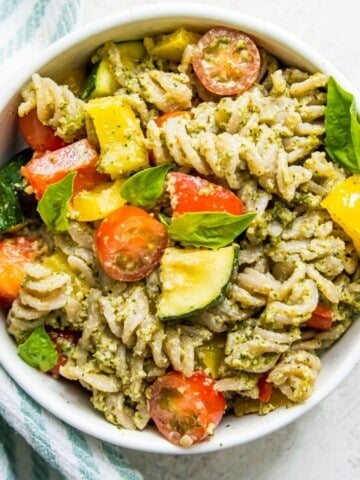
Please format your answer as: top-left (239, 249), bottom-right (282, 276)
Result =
top-left (70, 179), bottom-right (126, 221)
top-left (86, 96), bottom-right (149, 178)
top-left (144, 28), bottom-right (201, 63)
top-left (322, 175), bottom-right (360, 253)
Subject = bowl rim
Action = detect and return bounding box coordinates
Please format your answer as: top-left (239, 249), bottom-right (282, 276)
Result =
top-left (1, 1), bottom-right (360, 455)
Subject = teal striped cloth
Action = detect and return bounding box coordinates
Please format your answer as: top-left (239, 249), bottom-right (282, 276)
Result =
top-left (0, 0), bottom-right (80, 64)
top-left (0, 2), bottom-right (143, 479)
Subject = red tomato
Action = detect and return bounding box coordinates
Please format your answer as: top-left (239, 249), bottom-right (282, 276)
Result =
top-left (0, 236), bottom-right (41, 307)
top-left (18, 109), bottom-right (67, 151)
top-left (95, 206), bottom-right (168, 282)
top-left (48, 353), bottom-right (68, 376)
top-left (192, 27), bottom-right (261, 96)
top-left (46, 327), bottom-right (80, 376)
top-left (149, 370), bottom-right (226, 446)
top-left (167, 171), bottom-right (245, 217)
top-left (155, 111), bottom-right (190, 127)
top-left (258, 372), bottom-right (273, 403)
top-left (306, 303), bottom-right (333, 331)
top-left (21, 139), bottom-right (106, 200)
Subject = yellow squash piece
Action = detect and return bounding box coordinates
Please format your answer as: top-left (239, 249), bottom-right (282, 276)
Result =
top-left (116, 41), bottom-right (147, 69)
top-left (144, 28), bottom-right (201, 63)
top-left (322, 175), bottom-right (360, 253)
top-left (86, 96), bottom-right (149, 178)
top-left (70, 179), bottom-right (126, 221)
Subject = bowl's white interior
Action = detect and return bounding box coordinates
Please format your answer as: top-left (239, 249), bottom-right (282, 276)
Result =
top-left (0, 2), bottom-right (359, 454)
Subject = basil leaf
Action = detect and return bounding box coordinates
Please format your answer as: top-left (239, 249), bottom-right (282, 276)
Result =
top-left (0, 179), bottom-right (24, 231)
top-left (120, 164), bottom-right (174, 209)
top-left (37, 172), bottom-right (76, 231)
top-left (325, 76), bottom-right (360, 173)
top-left (158, 212), bottom-right (171, 228)
top-left (168, 211), bottom-right (256, 248)
top-left (18, 325), bottom-right (58, 372)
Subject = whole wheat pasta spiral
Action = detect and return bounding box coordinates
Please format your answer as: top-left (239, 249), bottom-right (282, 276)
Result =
top-left (18, 73), bottom-right (87, 142)
top-left (7, 263), bottom-right (70, 342)
top-left (225, 323), bottom-right (300, 373)
top-left (268, 350), bottom-right (321, 402)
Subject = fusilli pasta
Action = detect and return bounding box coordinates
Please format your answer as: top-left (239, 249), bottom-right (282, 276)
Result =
top-left (4, 25), bottom-right (360, 445)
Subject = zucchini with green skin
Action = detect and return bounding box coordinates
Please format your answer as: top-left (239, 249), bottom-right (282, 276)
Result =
top-left (80, 60), bottom-right (118, 100)
top-left (157, 245), bottom-right (239, 320)
top-left (0, 148), bottom-right (33, 231)
top-left (80, 41), bottom-right (146, 100)
top-left (0, 181), bottom-right (24, 231)
top-left (0, 148), bottom-right (32, 189)
top-left (196, 333), bottom-right (226, 378)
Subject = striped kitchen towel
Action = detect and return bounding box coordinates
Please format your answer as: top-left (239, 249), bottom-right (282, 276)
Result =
top-left (0, 2), bottom-right (142, 479)
top-left (0, 367), bottom-right (142, 480)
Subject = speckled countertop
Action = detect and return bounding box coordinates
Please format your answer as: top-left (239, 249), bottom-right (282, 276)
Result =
top-left (78, 0), bottom-right (360, 478)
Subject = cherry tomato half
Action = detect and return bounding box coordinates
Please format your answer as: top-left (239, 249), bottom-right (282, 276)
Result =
top-left (149, 370), bottom-right (226, 446)
top-left (21, 139), bottom-right (105, 200)
top-left (0, 236), bottom-right (41, 307)
top-left (192, 27), bottom-right (261, 96)
top-left (18, 109), bottom-right (67, 152)
top-left (167, 171), bottom-right (245, 217)
top-left (155, 111), bottom-right (190, 127)
top-left (95, 206), bottom-right (168, 282)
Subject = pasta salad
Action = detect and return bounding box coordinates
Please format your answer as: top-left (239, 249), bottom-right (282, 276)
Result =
top-left (1, 26), bottom-right (360, 447)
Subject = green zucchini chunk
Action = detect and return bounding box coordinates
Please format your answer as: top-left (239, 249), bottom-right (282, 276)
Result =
top-left (80, 41), bottom-right (146, 101)
top-left (157, 245), bottom-right (238, 320)
top-left (80, 60), bottom-right (119, 100)
top-left (0, 148), bottom-right (32, 231)
top-left (0, 148), bottom-right (32, 190)
top-left (0, 180), bottom-right (24, 231)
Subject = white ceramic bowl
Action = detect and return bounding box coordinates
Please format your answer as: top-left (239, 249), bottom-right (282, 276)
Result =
top-left (1, 2), bottom-right (360, 454)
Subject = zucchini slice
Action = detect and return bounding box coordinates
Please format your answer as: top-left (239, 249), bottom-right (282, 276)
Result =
top-left (0, 148), bottom-right (32, 189)
top-left (80, 41), bottom-right (146, 101)
top-left (0, 181), bottom-right (24, 231)
top-left (0, 148), bottom-right (32, 231)
top-left (80, 60), bottom-right (119, 100)
top-left (157, 245), bottom-right (238, 320)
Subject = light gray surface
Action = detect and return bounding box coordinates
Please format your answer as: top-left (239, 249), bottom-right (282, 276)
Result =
top-left (78, 0), bottom-right (360, 479)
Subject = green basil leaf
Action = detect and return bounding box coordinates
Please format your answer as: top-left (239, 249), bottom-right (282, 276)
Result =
top-left (120, 164), bottom-right (174, 209)
top-left (325, 76), bottom-right (360, 173)
top-left (18, 325), bottom-right (58, 372)
top-left (0, 179), bottom-right (24, 231)
top-left (37, 172), bottom-right (76, 231)
top-left (168, 211), bottom-right (256, 248)
top-left (350, 99), bottom-right (360, 159)
top-left (158, 212), bottom-right (171, 227)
